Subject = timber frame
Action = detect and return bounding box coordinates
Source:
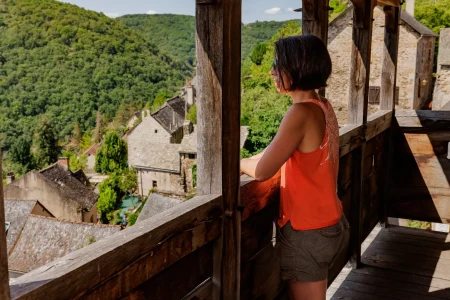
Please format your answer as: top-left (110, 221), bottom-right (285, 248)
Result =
top-left (3, 0), bottom-right (450, 299)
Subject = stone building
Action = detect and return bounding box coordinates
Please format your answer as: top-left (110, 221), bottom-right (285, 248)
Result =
top-left (433, 28), bottom-right (450, 111)
top-left (4, 158), bottom-right (99, 223)
top-left (327, 5), bottom-right (438, 124)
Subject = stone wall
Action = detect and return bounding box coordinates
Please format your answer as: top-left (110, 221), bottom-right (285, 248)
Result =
top-left (433, 28), bottom-right (450, 110)
top-left (4, 172), bottom-right (84, 222)
top-left (137, 169), bottom-right (185, 197)
top-left (327, 7), bottom-right (421, 124)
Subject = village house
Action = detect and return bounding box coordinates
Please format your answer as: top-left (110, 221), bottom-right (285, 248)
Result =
top-left (83, 143), bottom-right (101, 173)
top-left (4, 158), bottom-right (99, 223)
top-left (327, 3), bottom-right (438, 124)
top-left (7, 215), bottom-right (120, 278)
top-left (127, 80), bottom-right (248, 197)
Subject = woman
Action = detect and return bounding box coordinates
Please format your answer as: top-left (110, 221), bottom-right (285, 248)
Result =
top-left (240, 35), bottom-right (350, 300)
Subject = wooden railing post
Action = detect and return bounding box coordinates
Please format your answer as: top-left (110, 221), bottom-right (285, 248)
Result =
top-left (0, 150), bottom-right (11, 299)
top-left (196, 0), bottom-right (242, 299)
top-left (380, 6), bottom-right (400, 229)
top-left (348, 0), bottom-right (376, 269)
top-left (302, 0), bottom-right (330, 96)
top-left (380, 6), bottom-right (400, 111)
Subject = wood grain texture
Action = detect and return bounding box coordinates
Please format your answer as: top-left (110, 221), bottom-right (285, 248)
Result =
top-left (396, 110), bottom-right (450, 132)
top-left (196, 0), bottom-right (242, 298)
top-left (380, 6), bottom-right (400, 111)
top-left (348, 0), bottom-right (376, 125)
top-left (0, 151), bottom-right (10, 300)
top-left (376, 0), bottom-right (401, 6)
top-left (183, 278), bottom-right (213, 300)
top-left (366, 110), bottom-right (392, 141)
top-left (339, 124), bottom-right (364, 158)
top-left (10, 194), bottom-right (222, 300)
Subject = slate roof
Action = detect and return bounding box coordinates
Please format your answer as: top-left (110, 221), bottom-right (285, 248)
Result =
top-left (4, 200), bottom-right (36, 254)
top-left (152, 96), bottom-right (190, 134)
top-left (8, 216), bottom-right (120, 273)
top-left (137, 193), bottom-right (183, 223)
top-left (39, 164), bottom-right (98, 210)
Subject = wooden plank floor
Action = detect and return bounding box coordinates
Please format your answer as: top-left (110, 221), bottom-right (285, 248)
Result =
top-left (328, 225), bottom-right (450, 300)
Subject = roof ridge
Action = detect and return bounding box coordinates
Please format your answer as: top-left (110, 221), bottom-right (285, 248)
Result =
top-left (29, 215), bottom-right (122, 228)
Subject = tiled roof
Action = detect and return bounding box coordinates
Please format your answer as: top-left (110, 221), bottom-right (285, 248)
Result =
top-left (8, 216), bottom-right (120, 273)
top-left (4, 200), bottom-right (36, 254)
top-left (137, 193), bottom-right (183, 223)
top-left (39, 164), bottom-right (98, 210)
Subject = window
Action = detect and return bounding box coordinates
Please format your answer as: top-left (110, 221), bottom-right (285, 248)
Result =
top-left (152, 181), bottom-right (157, 188)
top-left (5, 222), bottom-right (10, 234)
top-left (155, 129), bottom-right (158, 134)
top-left (188, 154), bottom-right (196, 159)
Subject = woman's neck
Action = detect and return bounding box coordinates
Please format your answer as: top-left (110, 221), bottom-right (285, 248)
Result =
top-left (290, 89), bottom-right (321, 104)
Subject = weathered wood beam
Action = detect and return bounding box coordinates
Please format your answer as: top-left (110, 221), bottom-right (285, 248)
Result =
top-left (348, 0), bottom-right (377, 125)
top-left (302, 0), bottom-right (330, 96)
top-left (396, 110), bottom-right (450, 132)
top-left (0, 151), bottom-right (10, 300)
top-left (366, 110), bottom-right (393, 141)
top-left (10, 195), bottom-right (222, 300)
top-left (339, 124), bottom-right (365, 158)
top-left (196, 0), bottom-right (242, 298)
top-left (380, 6), bottom-right (400, 111)
top-left (377, 0), bottom-right (401, 7)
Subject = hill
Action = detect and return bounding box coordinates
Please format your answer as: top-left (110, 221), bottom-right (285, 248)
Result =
top-left (0, 0), bottom-right (191, 150)
top-left (117, 14), bottom-right (299, 65)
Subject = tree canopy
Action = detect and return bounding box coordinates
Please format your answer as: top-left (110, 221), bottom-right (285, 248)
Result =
top-left (95, 131), bottom-right (128, 174)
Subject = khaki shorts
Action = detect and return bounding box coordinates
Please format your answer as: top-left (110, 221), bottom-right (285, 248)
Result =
top-left (279, 216), bottom-right (350, 282)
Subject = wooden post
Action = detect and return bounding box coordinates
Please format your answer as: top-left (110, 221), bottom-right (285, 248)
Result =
top-left (302, 0), bottom-right (330, 96)
top-left (348, 0), bottom-right (376, 269)
top-left (380, 6), bottom-right (400, 229)
top-left (348, 0), bottom-right (376, 125)
top-left (196, 0), bottom-right (242, 299)
top-left (380, 6), bottom-right (400, 111)
top-left (0, 151), bottom-right (11, 299)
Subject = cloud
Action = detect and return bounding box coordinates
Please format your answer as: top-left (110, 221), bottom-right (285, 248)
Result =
top-left (147, 10), bottom-right (158, 15)
top-left (286, 8), bottom-right (295, 12)
top-left (105, 13), bottom-right (120, 18)
top-left (264, 7), bottom-right (281, 15)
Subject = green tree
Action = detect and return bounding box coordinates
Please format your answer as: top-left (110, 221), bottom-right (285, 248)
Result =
top-left (97, 186), bottom-right (117, 221)
top-left (250, 43), bottom-right (267, 65)
top-left (62, 151), bottom-right (87, 171)
top-left (120, 168), bottom-right (138, 193)
top-left (151, 91), bottom-right (171, 112)
top-left (95, 131), bottom-right (128, 174)
top-left (34, 117), bottom-right (61, 169)
top-left (186, 104), bottom-right (197, 125)
top-left (9, 137), bottom-right (35, 173)
top-left (80, 131), bottom-right (93, 153)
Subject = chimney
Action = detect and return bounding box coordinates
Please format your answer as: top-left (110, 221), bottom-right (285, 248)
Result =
top-left (406, 0), bottom-right (415, 17)
top-left (6, 172), bottom-right (15, 184)
top-left (186, 85), bottom-right (194, 106)
top-left (57, 157), bottom-right (70, 170)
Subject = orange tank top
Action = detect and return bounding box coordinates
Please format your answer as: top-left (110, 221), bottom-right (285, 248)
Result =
top-left (278, 99), bottom-right (343, 230)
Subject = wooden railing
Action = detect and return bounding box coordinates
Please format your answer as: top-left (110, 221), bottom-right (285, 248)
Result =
top-left (8, 111), bottom-right (394, 299)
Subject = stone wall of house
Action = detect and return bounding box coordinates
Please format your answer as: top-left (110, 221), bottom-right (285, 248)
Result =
top-left (86, 154), bottom-right (96, 173)
top-left (4, 172), bottom-right (83, 222)
top-left (327, 7), bottom-right (420, 124)
top-left (433, 29), bottom-right (450, 110)
top-left (83, 205), bottom-right (98, 223)
top-left (137, 169), bottom-right (185, 197)
top-left (180, 154), bottom-right (197, 194)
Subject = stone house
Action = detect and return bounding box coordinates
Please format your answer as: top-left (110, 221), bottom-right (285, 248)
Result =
top-left (4, 158), bottom-right (99, 223)
top-left (433, 28), bottom-right (450, 111)
top-left (7, 215), bottom-right (120, 278)
top-left (327, 5), bottom-right (438, 124)
top-left (83, 143), bottom-right (101, 173)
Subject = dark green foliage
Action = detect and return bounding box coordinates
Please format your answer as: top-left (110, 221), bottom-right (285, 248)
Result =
top-left (97, 186), bottom-right (117, 220)
top-left (33, 116), bottom-right (61, 169)
top-left (118, 14), bottom-right (297, 64)
top-left (120, 168), bottom-right (138, 193)
top-left (151, 91), bottom-right (172, 112)
top-left (192, 164), bottom-right (197, 188)
top-left (128, 213), bottom-right (138, 226)
top-left (250, 43), bottom-right (267, 65)
top-left (8, 137), bottom-right (35, 174)
top-left (241, 22), bottom-right (301, 155)
top-left (95, 131), bottom-right (127, 174)
top-left (329, 0), bottom-right (349, 21)
top-left (61, 150), bottom-right (87, 171)
top-left (0, 0), bottom-right (191, 152)
top-left (415, 0), bottom-right (450, 34)
top-left (186, 104), bottom-right (197, 125)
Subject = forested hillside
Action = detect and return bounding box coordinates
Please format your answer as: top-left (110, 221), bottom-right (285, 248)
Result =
top-left (0, 0), bottom-right (191, 151)
top-left (117, 14), bottom-right (298, 65)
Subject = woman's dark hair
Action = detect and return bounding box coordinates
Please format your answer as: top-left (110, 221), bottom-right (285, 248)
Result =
top-left (274, 34), bottom-right (332, 91)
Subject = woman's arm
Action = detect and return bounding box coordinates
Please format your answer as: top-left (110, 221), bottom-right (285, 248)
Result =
top-left (240, 105), bottom-right (307, 181)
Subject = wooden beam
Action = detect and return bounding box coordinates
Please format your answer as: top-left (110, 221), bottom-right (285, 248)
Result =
top-left (10, 195), bottom-right (222, 299)
top-left (396, 110), bottom-right (450, 132)
top-left (366, 110), bottom-right (393, 141)
top-left (377, 0), bottom-right (401, 7)
top-left (196, 0), bottom-right (242, 298)
top-left (0, 151), bottom-right (10, 300)
top-left (380, 6), bottom-right (400, 111)
top-left (302, 0), bottom-right (330, 96)
top-left (348, 0), bottom-right (377, 125)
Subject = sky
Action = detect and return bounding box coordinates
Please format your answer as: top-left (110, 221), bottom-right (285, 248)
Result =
top-left (60, 0), bottom-right (302, 24)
